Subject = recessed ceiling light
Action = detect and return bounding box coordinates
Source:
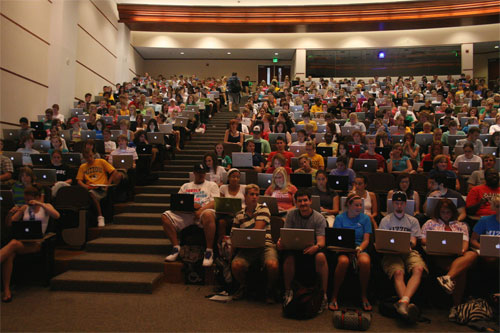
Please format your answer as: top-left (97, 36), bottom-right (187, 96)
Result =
top-left (275, 52), bottom-right (279, 55)
top-left (495, 45), bottom-right (499, 49)
top-left (227, 52), bottom-right (231, 55)
top-left (180, 52), bottom-right (184, 55)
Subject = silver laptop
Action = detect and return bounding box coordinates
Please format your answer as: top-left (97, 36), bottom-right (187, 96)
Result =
top-left (257, 173), bottom-right (273, 189)
top-left (112, 154), bottom-right (134, 169)
top-left (311, 195), bottom-right (321, 212)
top-left (457, 162), bottom-right (480, 175)
top-left (81, 130), bottom-right (96, 140)
top-left (257, 196), bottom-right (280, 216)
top-left (415, 133), bottom-right (433, 146)
top-left (375, 229), bottom-right (411, 254)
top-left (37, 115), bottom-right (46, 122)
top-left (426, 230), bottom-right (462, 255)
top-left (387, 199), bottom-right (415, 215)
top-left (174, 117), bottom-right (188, 127)
top-left (59, 130), bottom-right (71, 140)
top-left (33, 140), bottom-right (50, 152)
top-left (289, 145), bottom-right (307, 157)
top-left (280, 228), bottom-right (315, 250)
top-left (326, 157), bottom-right (337, 170)
top-left (4, 152), bottom-right (22, 166)
top-left (33, 168), bottom-right (57, 185)
top-left (483, 147), bottom-right (497, 157)
top-left (479, 235), bottom-right (500, 257)
top-left (353, 159), bottom-right (378, 172)
top-left (231, 228), bottom-right (266, 248)
top-left (426, 197), bottom-right (457, 217)
top-left (215, 197), bottom-right (242, 215)
top-left (341, 127), bottom-right (354, 137)
top-left (78, 115), bottom-right (89, 123)
top-left (159, 124), bottom-right (173, 134)
top-left (110, 130), bottom-right (122, 141)
top-left (102, 116), bottom-right (114, 125)
top-left (147, 132), bottom-right (165, 145)
top-left (3, 129), bottom-right (20, 140)
top-left (70, 108), bottom-right (84, 117)
top-left (232, 153), bottom-right (253, 168)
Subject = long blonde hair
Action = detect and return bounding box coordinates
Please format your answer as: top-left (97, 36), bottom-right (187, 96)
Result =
top-left (271, 167), bottom-right (291, 193)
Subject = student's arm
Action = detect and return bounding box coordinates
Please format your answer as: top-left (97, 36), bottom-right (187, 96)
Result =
top-left (304, 235), bottom-right (325, 255)
top-left (0, 172), bottom-right (12, 181)
top-left (223, 130), bottom-right (229, 144)
top-left (239, 133), bottom-right (244, 147)
top-left (6, 205), bottom-right (27, 226)
top-left (414, 191), bottom-right (421, 214)
top-left (461, 240), bottom-right (469, 255)
top-left (369, 192), bottom-right (378, 226)
top-left (358, 233), bottom-right (370, 253)
top-left (387, 159), bottom-right (394, 173)
top-left (457, 207), bottom-right (467, 221)
top-left (403, 158), bottom-right (413, 173)
top-left (410, 236), bottom-right (417, 249)
top-left (470, 232), bottom-right (481, 250)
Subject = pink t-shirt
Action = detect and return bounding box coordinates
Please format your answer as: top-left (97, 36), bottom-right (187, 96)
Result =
top-left (265, 185), bottom-right (298, 211)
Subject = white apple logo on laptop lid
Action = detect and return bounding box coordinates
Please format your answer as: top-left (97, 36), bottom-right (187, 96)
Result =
top-left (442, 239), bottom-right (447, 245)
top-left (337, 235), bottom-right (342, 241)
top-left (390, 238), bottom-right (395, 244)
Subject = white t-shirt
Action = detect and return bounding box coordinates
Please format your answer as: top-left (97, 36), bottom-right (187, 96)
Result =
top-left (179, 180), bottom-right (219, 206)
top-left (104, 141), bottom-right (117, 153)
top-left (489, 124), bottom-right (500, 134)
top-left (17, 148), bottom-right (39, 165)
top-left (219, 184), bottom-right (246, 206)
top-left (207, 166), bottom-right (227, 184)
top-left (453, 154), bottom-right (482, 169)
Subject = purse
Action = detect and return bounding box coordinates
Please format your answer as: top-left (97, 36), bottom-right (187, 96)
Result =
top-left (333, 309), bottom-right (372, 331)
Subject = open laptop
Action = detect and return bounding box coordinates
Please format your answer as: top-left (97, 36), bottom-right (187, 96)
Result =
top-left (12, 220), bottom-right (44, 241)
top-left (232, 153), bottom-right (253, 168)
top-left (311, 195), bottom-right (321, 212)
top-left (426, 197), bottom-right (457, 217)
top-left (483, 147), bottom-right (498, 157)
top-left (102, 116), bottom-right (114, 125)
top-left (147, 132), bottom-right (165, 145)
top-left (70, 108), bottom-right (84, 117)
top-left (33, 140), bottom-right (51, 152)
top-left (316, 146), bottom-right (333, 158)
top-left (423, 160), bottom-right (433, 172)
top-left (3, 129), bottom-right (20, 141)
top-left (62, 153), bottom-right (81, 165)
top-left (257, 196), bottom-right (281, 216)
top-left (280, 228), bottom-right (315, 250)
top-left (170, 193), bottom-right (195, 212)
top-left (447, 135), bottom-right (465, 147)
top-left (223, 143), bottom-right (241, 156)
top-left (328, 175), bottom-right (348, 192)
top-left (81, 130), bottom-right (96, 140)
top-left (174, 117), bottom-right (188, 127)
top-left (426, 230), bottom-right (462, 255)
top-left (457, 162), bottom-right (480, 175)
top-left (136, 144), bottom-right (153, 154)
top-left (290, 173), bottom-right (313, 188)
top-left (392, 135), bottom-right (404, 144)
top-left (375, 147), bottom-right (391, 159)
top-left (3, 152), bottom-right (23, 167)
top-left (214, 197), bottom-right (242, 215)
top-left (289, 146), bottom-right (307, 157)
top-left (387, 199), bottom-right (415, 215)
top-left (231, 228), bottom-right (266, 248)
top-left (33, 169), bottom-right (57, 185)
top-left (326, 228), bottom-right (356, 252)
top-left (257, 173), bottom-right (273, 189)
top-left (112, 155), bottom-right (134, 169)
top-left (375, 229), bottom-right (411, 254)
top-left (326, 157), bottom-right (337, 170)
top-left (353, 159), bottom-right (378, 172)
top-left (159, 124), bottom-right (173, 134)
top-left (30, 122), bottom-right (43, 131)
top-left (31, 154), bottom-right (51, 167)
top-left (479, 235), bottom-right (500, 257)
top-left (341, 127), bottom-right (354, 137)
top-left (415, 133), bottom-right (433, 146)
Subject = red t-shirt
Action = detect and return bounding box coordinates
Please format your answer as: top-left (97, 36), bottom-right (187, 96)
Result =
top-left (267, 151), bottom-right (295, 167)
top-left (466, 184), bottom-right (500, 216)
top-left (419, 154), bottom-right (453, 170)
top-left (265, 185), bottom-right (298, 211)
top-left (359, 152), bottom-right (386, 170)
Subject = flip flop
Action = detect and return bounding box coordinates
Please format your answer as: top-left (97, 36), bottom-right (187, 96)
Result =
top-left (328, 301), bottom-right (339, 311)
top-left (362, 301), bottom-right (372, 312)
top-left (2, 295), bottom-right (13, 303)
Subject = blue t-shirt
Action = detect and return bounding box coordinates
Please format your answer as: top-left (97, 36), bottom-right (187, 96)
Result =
top-left (473, 215), bottom-right (500, 236)
top-left (334, 212), bottom-right (372, 246)
top-left (387, 156), bottom-right (409, 171)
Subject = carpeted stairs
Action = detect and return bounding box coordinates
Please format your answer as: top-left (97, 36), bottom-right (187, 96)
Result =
top-left (50, 109), bottom-right (238, 294)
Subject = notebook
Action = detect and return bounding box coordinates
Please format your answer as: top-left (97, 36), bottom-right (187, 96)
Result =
top-left (316, 146), bottom-right (333, 158)
top-left (3, 152), bottom-right (23, 166)
top-left (415, 133), bottom-right (434, 146)
top-left (31, 154), bottom-right (51, 167)
top-left (426, 230), bottom-right (462, 255)
top-left (62, 153), bottom-right (81, 165)
top-left (159, 124), bottom-right (173, 134)
top-left (33, 140), bottom-right (51, 152)
top-left (479, 235), bottom-right (500, 257)
top-left (326, 228), bottom-right (356, 252)
top-left (112, 154), bottom-right (134, 169)
top-left (81, 130), bottom-right (96, 140)
top-left (231, 228), bottom-right (266, 248)
top-left (289, 146), bottom-right (307, 157)
top-left (2, 129), bottom-right (20, 140)
top-left (280, 228), bottom-right (315, 250)
top-left (375, 229), bottom-right (411, 254)
top-left (30, 122), bottom-right (43, 130)
top-left (341, 127), bottom-right (354, 137)
top-left (136, 144), bottom-right (153, 154)
top-left (170, 193), bottom-right (195, 212)
top-left (12, 220), bottom-right (43, 241)
top-left (174, 117), bottom-right (188, 127)
top-left (214, 197), bottom-right (242, 215)
top-left (326, 157), bottom-right (337, 170)
top-left (232, 153), bottom-right (253, 168)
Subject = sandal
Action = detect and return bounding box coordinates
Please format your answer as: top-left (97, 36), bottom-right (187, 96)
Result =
top-left (328, 301), bottom-right (339, 311)
top-left (2, 295), bottom-right (13, 303)
top-left (362, 301), bottom-right (372, 312)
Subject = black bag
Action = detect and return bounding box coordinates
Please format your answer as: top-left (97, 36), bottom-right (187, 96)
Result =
top-left (332, 309), bottom-right (372, 331)
top-left (282, 282), bottom-right (323, 320)
top-left (379, 296), bottom-right (400, 319)
top-left (180, 245), bottom-right (205, 285)
top-left (228, 77), bottom-right (241, 93)
top-left (57, 208), bottom-right (80, 229)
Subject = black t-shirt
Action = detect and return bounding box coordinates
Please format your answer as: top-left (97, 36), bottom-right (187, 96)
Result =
top-left (310, 187), bottom-right (337, 210)
top-left (52, 164), bottom-right (70, 182)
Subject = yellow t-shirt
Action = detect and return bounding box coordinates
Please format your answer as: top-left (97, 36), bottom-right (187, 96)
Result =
top-left (310, 105), bottom-right (323, 114)
top-left (119, 109), bottom-right (130, 116)
top-left (317, 142), bottom-right (338, 156)
top-left (300, 153), bottom-right (325, 170)
top-left (76, 158), bottom-right (115, 185)
top-left (298, 120), bottom-right (318, 132)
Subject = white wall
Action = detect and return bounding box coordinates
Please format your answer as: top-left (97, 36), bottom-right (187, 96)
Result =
top-left (474, 52), bottom-right (497, 81)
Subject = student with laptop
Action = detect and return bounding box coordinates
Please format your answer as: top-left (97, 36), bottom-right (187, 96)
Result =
top-left (76, 149), bottom-right (123, 227)
top-left (243, 140), bottom-right (265, 173)
top-left (358, 137), bottom-right (385, 172)
top-left (244, 126), bottom-right (271, 155)
top-left (230, 184), bottom-right (279, 303)
top-left (108, 135), bottom-right (138, 169)
top-left (11, 167), bottom-right (43, 206)
top-left (0, 139), bottom-right (14, 187)
top-left (387, 174), bottom-right (421, 216)
top-left (162, 163), bottom-right (220, 267)
top-left (453, 142), bottom-right (482, 175)
top-left (295, 156), bottom-right (318, 185)
top-left (277, 189), bottom-right (328, 313)
top-left (300, 141), bottom-right (325, 170)
top-left (310, 170), bottom-right (339, 227)
top-left (424, 174), bottom-right (467, 221)
top-left (49, 150), bottom-right (73, 197)
top-left (466, 168), bottom-right (500, 218)
top-left (264, 167), bottom-right (297, 212)
top-left (467, 154), bottom-right (498, 191)
top-left (16, 136), bottom-right (39, 166)
top-left (329, 156), bottom-right (356, 191)
top-left (330, 193), bottom-right (372, 311)
top-left (2, 185), bottom-right (60, 302)
top-left (455, 127), bottom-right (484, 155)
top-left (470, 196), bottom-right (500, 253)
top-left (350, 174), bottom-right (379, 229)
top-left (421, 198), bottom-right (478, 320)
top-left (377, 192), bottom-right (427, 321)
top-left (428, 155), bottom-right (460, 191)
top-left (265, 136), bottom-right (294, 169)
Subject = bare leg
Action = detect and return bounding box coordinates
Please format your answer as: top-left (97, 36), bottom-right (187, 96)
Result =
top-left (404, 266), bottom-right (424, 299)
top-left (393, 270), bottom-right (407, 299)
top-left (89, 192), bottom-right (103, 216)
top-left (161, 214), bottom-right (179, 246)
top-left (331, 255), bottom-right (350, 303)
top-left (358, 252), bottom-right (371, 309)
top-left (2, 253), bottom-right (15, 300)
top-left (283, 254), bottom-right (295, 291)
top-left (448, 251), bottom-right (478, 279)
top-left (231, 259), bottom-right (248, 285)
top-left (0, 240), bottom-right (23, 264)
top-left (265, 258), bottom-right (279, 289)
top-left (315, 252), bottom-right (328, 292)
top-left (200, 211), bottom-right (215, 250)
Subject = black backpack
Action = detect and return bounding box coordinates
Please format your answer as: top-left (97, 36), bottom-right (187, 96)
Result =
top-left (228, 77), bottom-right (241, 93)
top-left (283, 281), bottom-right (323, 320)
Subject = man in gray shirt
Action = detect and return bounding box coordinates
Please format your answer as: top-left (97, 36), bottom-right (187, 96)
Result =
top-left (378, 191), bottom-right (427, 322)
top-left (277, 189), bottom-right (328, 313)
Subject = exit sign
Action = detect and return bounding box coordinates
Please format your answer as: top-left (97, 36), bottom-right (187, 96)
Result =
top-left (272, 58), bottom-right (278, 63)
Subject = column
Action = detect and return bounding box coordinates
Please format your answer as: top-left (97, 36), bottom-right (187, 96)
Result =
top-left (461, 43), bottom-right (473, 78)
top-left (115, 24), bottom-right (131, 84)
top-left (294, 48), bottom-right (306, 80)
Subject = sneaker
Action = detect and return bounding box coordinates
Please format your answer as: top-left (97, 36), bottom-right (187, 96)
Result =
top-left (394, 300), bottom-right (409, 317)
top-left (165, 246), bottom-right (180, 262)
top-left (437, 275), bottom-right (455, 294)
top-left (448, 306), bottom-right (458, 321)
top-left (407, 303), bottom-right (419, 323)
top-left (283, 290), bottom-right (293, 307)
top-left (318, 294), bottom-right (328, 314)
top-left (232, 285), bottom-right (247, 301)
top-left (202, 250), bottom-right (213, 267)
top-left (97, 216), bottom-right (105, 227)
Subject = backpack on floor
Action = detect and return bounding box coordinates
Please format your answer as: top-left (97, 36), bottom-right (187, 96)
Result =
top-left (332, 309), bottom-right (372, 331)
top-left (282, 281), bottom-right (323, 320)
top-left (179, 245), bottom-right (205, 285)
top-left (454, 298), bottom-right (493, 324)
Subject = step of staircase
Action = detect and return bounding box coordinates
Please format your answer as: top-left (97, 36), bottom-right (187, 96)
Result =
top-left (50, 270), bottom-right (163, 294)
top-left (122, 202), bottom-right (169, 213)
top-left (155, 178), bottom-right (186, 186)
top-left (68, 252), bottom-right (165, 272)
top-left (86, 237), bottom-right (171, 254)
top-left (154, 171), bottom-right (190, 178)
top-left (174, 154), bottom-right (205, 161)
top-left (135, 185), bottom-right (179, 194)
top-left (102, 225), bottom-right (165, 239)
top-left (134, 193), bottom-right (171, 203)
top-left (169, 159), bottom-right (200, 165)
top-left (113, 213), bottom-right (161, 225)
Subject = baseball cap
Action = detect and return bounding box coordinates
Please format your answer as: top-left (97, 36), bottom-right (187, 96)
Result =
top-left (193, 163), bottom-right (207, 173)
top-left (392, 191), bottom-right (407, 202)
top-left (253, 125), bottom-right (261, 133)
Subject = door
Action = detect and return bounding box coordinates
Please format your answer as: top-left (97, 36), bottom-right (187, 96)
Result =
top-left (258, 65), bottom-right (292, 86)
top-left (488, 58), bottom-right (499, 89)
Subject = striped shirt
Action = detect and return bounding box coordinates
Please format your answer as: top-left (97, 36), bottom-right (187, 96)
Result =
top-left (233, 203), bottom-right (272, 243)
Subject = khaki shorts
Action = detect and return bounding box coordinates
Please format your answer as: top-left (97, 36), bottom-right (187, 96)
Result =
top-left (382, 250), bottom-right (428, 279)
top-left (232, 243), bottom-right (278, 270)
top-left (162, 209), bottom-right (215, 231)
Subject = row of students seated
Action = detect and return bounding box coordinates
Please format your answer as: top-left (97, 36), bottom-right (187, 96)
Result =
top-left (160, 162), bottom-right (499, 320)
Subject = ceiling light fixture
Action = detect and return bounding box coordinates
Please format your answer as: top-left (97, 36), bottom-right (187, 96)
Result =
top-left (275, 52), bottom-right (279, 55)
top-left (495, 45), bottom-right (499, 49)
top-left (180, 52), bottom-right (184, 55)
top-left (227, 52), bottom-right (232, 55)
